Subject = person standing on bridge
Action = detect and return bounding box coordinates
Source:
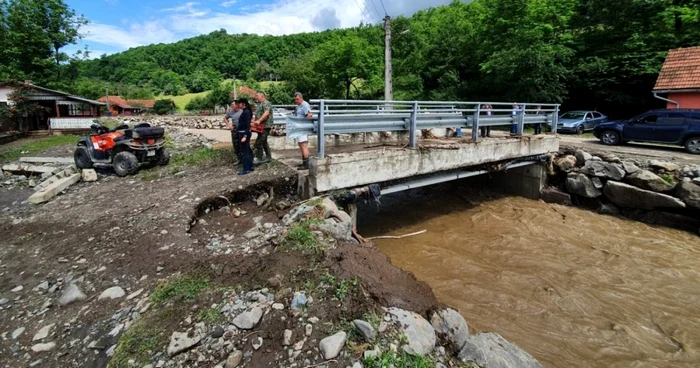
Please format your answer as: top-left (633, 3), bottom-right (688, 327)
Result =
top-left (480, 104), bottom-right (492, 138)
top-left (224, 101), bottom-right (244, 165)
top-left (533, 105), bottom-right (543, 135)
top-left (293, 92), bottom-right (313, 170)
top-left (511, 103), bottom-right (522, 135)
top-left (235, 98), bottom-right (254, 175)
top-left (252, 92), bottom-right (274, 164)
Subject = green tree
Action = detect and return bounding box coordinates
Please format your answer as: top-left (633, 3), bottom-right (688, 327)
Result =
top-left (153, 99), bottom-right (176, 115)
top-left (312, 33), bottom-right (382, 99)
top-left (185, 96), bottom-right (208, 112)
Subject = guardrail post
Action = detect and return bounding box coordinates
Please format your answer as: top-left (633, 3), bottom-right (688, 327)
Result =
top-left (518, 104), bottom-right (526, 135)
top-left (318, 100), bottom-right (325, 158)
top-left (552, 104), bottom-right (559, 134)
top-left (409, 102), bottom-right (418, 149)
top-left (472, 104), bottom-right (480, 142)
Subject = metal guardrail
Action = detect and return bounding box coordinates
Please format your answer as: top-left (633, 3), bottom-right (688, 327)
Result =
top-left (284, 100), bottom-right (560, 158)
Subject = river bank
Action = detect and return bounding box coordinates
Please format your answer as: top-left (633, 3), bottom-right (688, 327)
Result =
top-left (0, 131), bottom-right (541, 368)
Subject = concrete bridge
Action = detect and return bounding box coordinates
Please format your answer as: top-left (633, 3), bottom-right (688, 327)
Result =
top-left (282, 100), bottom-right (561, 202)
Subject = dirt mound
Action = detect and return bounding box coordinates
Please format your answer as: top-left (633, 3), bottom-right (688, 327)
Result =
top-left (330, 244), bottom-right (439, 316)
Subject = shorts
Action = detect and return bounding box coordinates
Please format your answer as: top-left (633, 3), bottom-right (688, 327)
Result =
top-left (296, 135), bottom-right (309, 143)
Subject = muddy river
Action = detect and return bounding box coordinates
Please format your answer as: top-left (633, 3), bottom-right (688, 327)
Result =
top-left (359, 187), bottom-right (700, 368)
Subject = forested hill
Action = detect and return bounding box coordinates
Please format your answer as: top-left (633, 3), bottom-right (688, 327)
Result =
top-left (77, 28), bottom-right (350, 96)
top-left (6, 0), bottom-right (698, 117)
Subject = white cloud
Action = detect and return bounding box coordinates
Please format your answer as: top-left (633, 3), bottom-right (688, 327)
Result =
top-left (80, 0), bottom-right (454, 53)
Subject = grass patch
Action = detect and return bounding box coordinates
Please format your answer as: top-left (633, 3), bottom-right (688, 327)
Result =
top-left (109, 319), bottom-right (165, 368)
top-left (0, 135), bottom-right (79, 163)
top-left (170, 147), bottom-right (232, 167)
top-left (150, 274), bottom-right (210, 304)
top-left (140, 171), bottom-right (160, 181)
top-left (197, 307), bottom-right (221, 324)
top-left (659, 173), bottom-right (676, 185)
top-left (319, 272), bottom-right (359, 301)
top-left (283, 217), bottom-right (326, 254)
top-left (161, 91), bottom-right (209, 112)
top-left (363, 351), bottom-right (436, 368)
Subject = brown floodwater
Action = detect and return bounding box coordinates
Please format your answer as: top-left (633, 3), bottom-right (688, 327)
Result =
top-left (359, 187), bottom-right (700, 368)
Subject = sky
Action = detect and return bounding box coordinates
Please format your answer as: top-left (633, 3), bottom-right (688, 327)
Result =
top-left (64, 0), bottom-right (455, 57)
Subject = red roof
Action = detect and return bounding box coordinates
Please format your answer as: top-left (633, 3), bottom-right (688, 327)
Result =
top-left (98, 96), bottom-right (135, 109)
top-left (126, 99), bottom-right (155, 108)
top-left (654, 46), bottom-right (700, 91)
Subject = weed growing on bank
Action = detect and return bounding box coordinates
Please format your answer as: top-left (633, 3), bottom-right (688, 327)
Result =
top-left (150, 274), bottom-right (210, 303)
top-left (197, 307), bottom-right (222, 324)
top-left (283, 217), bottom-right (325, 254)
top-left (170, 147), bottom-right (232, 167)
top-left (109, 318), bottom-right (166, 368)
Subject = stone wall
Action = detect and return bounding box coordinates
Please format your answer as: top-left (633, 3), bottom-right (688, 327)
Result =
top-left (109, 116), bottom-right (287, 135)
top-left (544, 149), bottom-right (700, 233)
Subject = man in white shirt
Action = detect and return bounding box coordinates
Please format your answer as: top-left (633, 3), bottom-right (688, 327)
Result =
top-left (292, 92), bottom-right (313, 170)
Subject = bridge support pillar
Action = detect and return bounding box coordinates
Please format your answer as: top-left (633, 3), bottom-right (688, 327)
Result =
top-left (485, 163), bottom-right (545, 200)
top-left (344, 203), bottom-right (358, 231)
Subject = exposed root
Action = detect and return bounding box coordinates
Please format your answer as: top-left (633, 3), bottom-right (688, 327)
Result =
top-left (367, 229), bottom-right (427, 240)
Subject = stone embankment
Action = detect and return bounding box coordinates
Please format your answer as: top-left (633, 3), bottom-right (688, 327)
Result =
top-left (545, 148), bottom-right (700, 232)
top-left (111, 116), bottom-right (286, 136)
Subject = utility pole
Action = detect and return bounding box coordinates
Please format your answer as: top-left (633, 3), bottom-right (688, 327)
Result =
top-left (384, 15), bottom-right (392, 109)
top-left (104, 86), bottom-right (111, 116)
top-left (233, 76), bottom-right (237, 100)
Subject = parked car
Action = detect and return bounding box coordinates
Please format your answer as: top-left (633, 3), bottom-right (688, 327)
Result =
top-left (556, 110), bottom-right (608, 134)
top-left (593, 109), bottom-right (700, 153)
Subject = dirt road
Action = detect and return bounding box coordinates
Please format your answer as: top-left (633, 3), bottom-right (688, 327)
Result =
top-left (558, 135), bottom-right (700, 165)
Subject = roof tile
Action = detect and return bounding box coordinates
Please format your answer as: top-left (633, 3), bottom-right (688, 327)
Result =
top-left (654, 46), bottom-right (700, 91)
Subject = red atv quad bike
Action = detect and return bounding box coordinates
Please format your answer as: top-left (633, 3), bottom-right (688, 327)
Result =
top-left (74, 121), bottom-right (170, 177)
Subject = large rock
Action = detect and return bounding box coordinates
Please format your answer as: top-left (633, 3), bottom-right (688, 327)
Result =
top-left (353, 320), bottom-right (376, 342)
top-left (167, 331), bottom-right (203, 357)
top-left (81, 169), bottom-right (98, 182)
top-left (574, 150), bottom-right (592, 166)
top-left (554, 155), bottom-right (577, 172)
top-left (225, 350), bottom-right (243, 368)
top-left (98, 286), bottom-right (125, 300)
top-left (458, 333), bottom-right (543, 368)
top-left (430, 308), bottom-right (470, 353)
top-left (58, 284), bottom-right (87, 306)
top-left (31, 342), bottom-right (56, 352)
top-left (386, 307), bottom-right (436, 355)
top-left (565, 173), bottom-right (601, 198)
top-left (622, 162), bottom-right (641, 175)
top-left (626, 170), bottom-right (675, 192)
top-left (580, 161), bottom-right (625, 181)
top-left (313, 218), bottom-right (353, 241)
top-left (676, 181), bottom-right (700, 209)
top-left (32, 324), bottom-right (55, 341)
top-left (319, 331), bottom-right (346, 359)
top-left (649, 160), bottom-right (680, 172)
top-left (232, 307), bottom-right (263, 329)
top-left (604, 181), bottom-right (686, 210)
top-left (540, 187), bottom-right (571, 205)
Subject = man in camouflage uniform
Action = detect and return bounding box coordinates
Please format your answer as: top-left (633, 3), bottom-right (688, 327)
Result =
top-left (252, 92), bottom-right (273, 164)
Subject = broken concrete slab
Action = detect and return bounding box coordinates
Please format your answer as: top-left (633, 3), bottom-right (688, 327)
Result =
top-left (2, 163), bottom-right (60, 176)
top-left (19, 157), bottom-right (74, 165)
top-left (35, 167), bottom-right (77, 192)
top-left (28, 173), bottom-right (81, 204)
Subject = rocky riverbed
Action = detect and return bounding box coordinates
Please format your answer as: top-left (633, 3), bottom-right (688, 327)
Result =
top-left (546, 148), bottom-right (700, 233)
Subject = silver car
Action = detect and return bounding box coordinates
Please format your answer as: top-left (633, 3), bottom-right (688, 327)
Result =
top-left (557, 110), bottom-right (608, 134)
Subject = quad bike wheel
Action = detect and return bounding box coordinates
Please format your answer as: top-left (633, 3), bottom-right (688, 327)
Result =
top-left (156, 148), bottom-right (170, 166)
top-left (113, 151), bottom-right (139, 177)
top-left (74, 146), bottom-right (93, 169)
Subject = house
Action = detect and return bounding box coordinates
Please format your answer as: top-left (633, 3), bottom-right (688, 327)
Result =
top-left (653, 46), bottom-right (700, 109)
top-left (0, 81), bottom-right (104, 132)
top-left (126, 99), bottom-right (156, 111)
top-left (97, 96), bottom-right (141, 116)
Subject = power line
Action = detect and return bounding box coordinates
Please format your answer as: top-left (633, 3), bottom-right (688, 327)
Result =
top-left (352, 0), bottom-right (374, 24)
top-left (378, 0), bottom-right (387, 15)
top-left (367, 0), bottom-right (383, 22)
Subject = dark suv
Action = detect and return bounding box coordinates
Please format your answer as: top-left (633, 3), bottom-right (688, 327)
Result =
top-left (593, 109), bottom-right (700, 153)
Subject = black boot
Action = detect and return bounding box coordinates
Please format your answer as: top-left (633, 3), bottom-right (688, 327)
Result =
top-left (297, 158), bottom-right (309, 170)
